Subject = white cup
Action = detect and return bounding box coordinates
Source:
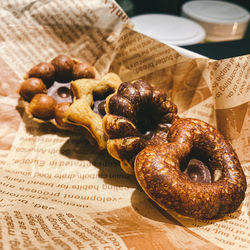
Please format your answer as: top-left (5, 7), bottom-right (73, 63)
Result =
top-left (182, 0), bottom-right (250, 42)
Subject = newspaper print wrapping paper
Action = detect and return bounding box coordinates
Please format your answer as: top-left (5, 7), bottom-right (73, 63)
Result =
top-left (0, 0), bottom-right (249, 249)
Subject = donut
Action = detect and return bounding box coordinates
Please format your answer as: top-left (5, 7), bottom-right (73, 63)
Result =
top-left (134, 118), bottom-right (247, 219)
top-left (103, 80), bottom-right (178, 174)
top-left (64, 73), bottom-right (122, 150)
top-left (18, 54), bottom-right (98, 130)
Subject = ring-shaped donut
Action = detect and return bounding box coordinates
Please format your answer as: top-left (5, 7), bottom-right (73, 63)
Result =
top-left (103, 80), bottom-right (178, 174)
top-left (19, 54), bottom-right (99, 131)
top-left (134, 118), bottom-right (247, 219)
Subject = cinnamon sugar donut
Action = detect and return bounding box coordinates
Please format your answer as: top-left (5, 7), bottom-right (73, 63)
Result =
top-left (103, 80), bottom-right (178, 174)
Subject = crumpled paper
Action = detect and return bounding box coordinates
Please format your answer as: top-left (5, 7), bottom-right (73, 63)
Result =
top-left (0, 0), bottom-right (249, 249)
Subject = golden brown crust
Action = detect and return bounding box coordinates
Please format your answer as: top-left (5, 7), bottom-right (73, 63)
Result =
top-left (50, 55), bottom-right (74, 82)
top-left (65, 73), bottom-right (122, 150)
top-left (72, 62), bottom-right (96, 80)
top-left (28, 62), bottom-right (55, 87)
top-left (19, 78), bottom-right (47, 102)
top-left (19, 54), bottom-right (99, 132)
top-left (134, 118), bottom-right (247, 219)
top-left (103, 80), bottom-right (178, 174)
top-left (29, 94), bottom-right (57, 120)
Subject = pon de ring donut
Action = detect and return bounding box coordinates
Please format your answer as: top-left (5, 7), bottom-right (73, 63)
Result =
top-left (134, 118), bottom-right (247, 219)
top-left (103, 80), bottom-right (178, 174)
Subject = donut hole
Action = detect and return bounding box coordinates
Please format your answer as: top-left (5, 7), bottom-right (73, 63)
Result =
top-left (187, 165), bottom-right (203, 181)
top-left (137, 107), bottom-right (157, 139)
top-left (92, 87), bottom-right (115, 117)
top-left (183, 159), bottom-right (212, 184)
top-left (136, 105), bottom-right (160, 139)
top-left (182, 151), bottom-right (223, 183)
top-left (57, 86), bottom-right (71, 98)
top-left (47, 82), bottom-right (72, 104)
top-left (181, 151), bottom-right (209, 179)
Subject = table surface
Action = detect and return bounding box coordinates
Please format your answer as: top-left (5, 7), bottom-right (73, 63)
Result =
top-left (182, 38), bottom-right (250, 60)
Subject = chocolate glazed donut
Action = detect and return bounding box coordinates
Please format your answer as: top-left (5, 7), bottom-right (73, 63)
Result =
top-left (103, 80), bottom-right (178, 174)
top-left (135, 118), bottom-right (247, 219)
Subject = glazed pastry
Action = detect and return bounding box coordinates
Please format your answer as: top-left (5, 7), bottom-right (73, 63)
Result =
top-left (103, 80), bottom-right (178, 174)
top-left (18, 54), bottom-right (98, 130)
top-left (65, 73), bottom-right (122, 150)
top-left (134, 118), bottom-right (247, 219)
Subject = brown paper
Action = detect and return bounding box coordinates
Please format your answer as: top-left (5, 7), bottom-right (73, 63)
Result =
top-left (0, 0), bottom-right (249, 249)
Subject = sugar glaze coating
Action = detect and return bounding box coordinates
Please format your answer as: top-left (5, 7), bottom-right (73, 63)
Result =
top-left (19, 55), bottom-right (97, 129)
top-left (103, 80), bottom-right (178, 174)
top-left (135, 118), bottom-right (247, 219)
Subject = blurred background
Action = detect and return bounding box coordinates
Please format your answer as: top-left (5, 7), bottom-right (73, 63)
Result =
top-left (116, 0), bottom-right (250, 58)
top-left (147, 1), bottom-right (249, 36)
